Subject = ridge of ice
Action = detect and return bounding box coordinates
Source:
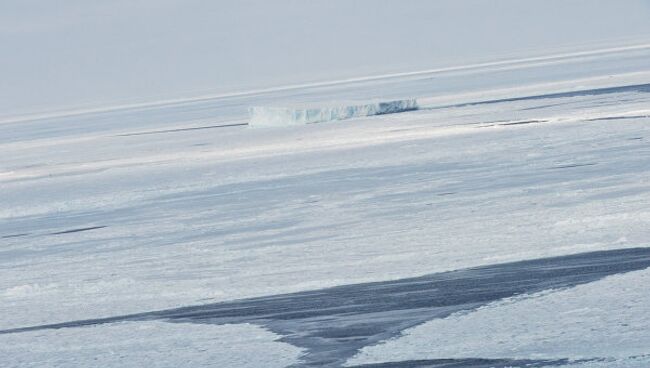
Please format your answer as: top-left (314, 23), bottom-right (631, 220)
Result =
top-left (248, 99), bottom-right (418, 127)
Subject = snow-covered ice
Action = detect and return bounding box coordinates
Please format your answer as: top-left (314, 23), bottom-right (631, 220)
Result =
top-left (2, 43), bottom-right (650, 367)
top-left (0, 322), bottom-right (302, 368)
top-left (347, 268), bottom-right (650, 365)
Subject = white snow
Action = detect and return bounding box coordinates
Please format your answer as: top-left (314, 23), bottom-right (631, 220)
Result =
top-left (347, 268), bottom-right (650, 365)
top-left (2, 43), bottom-right (650, 367)
top-left (3, 70), bottom-right (650, 330)
top-left (0, 322), bottom-right (303, 368)
top-left (248, 99), bottom-right (418, 127)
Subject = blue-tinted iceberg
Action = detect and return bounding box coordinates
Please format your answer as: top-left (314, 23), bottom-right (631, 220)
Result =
top-left (249, 99), bottom-right (418, 127)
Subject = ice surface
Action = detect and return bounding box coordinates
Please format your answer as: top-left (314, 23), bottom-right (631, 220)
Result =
top-left (0, 322), bottom-right (302, 368)
top-left (248, 99), bottom-right (418, 127)
top-left (2, 46), bottom-right (650, 366)
top-left (3, 1), bottom-right (650, 118)
top-left (347, 268), bottom-right (650, 365)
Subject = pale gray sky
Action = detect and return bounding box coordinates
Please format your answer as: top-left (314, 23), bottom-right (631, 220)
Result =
top-left (2, 0), bottom-right (650, 117)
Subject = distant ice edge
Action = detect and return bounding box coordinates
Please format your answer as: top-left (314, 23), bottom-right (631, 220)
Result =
top-left (249, 99), bottom-right (418, 127)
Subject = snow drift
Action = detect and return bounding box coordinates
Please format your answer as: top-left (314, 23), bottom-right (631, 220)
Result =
top-left (248, 99), bottom-right (418, 127)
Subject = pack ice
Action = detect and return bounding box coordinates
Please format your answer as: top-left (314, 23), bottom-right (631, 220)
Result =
top-left (248, 99), bottom-right (418, 127)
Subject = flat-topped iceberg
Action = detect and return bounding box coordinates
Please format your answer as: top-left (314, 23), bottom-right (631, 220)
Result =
top-left (249, 99), bottom-right (418, 127)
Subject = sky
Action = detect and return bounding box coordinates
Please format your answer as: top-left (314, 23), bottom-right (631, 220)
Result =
top-left (1, 0), bottom-right (650, 117)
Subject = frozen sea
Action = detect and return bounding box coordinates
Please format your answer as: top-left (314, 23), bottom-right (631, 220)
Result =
top-left (2, 44), bottom-right (650, 367)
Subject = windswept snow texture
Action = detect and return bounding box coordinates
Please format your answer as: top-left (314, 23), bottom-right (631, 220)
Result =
top-left (3, 248), bottom-right (650, 367)
top-left (3, 46), bottom-right (650, 367)
top-left (350, 265), bottom-right (650, 366)
top-left (0, 322), bottom-right (303, 368)
top-left (249, 99), bottom-right (418, 127)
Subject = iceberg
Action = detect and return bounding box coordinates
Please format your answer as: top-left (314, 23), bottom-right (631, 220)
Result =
top-left (248, 99), bottom-right (418, 127)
